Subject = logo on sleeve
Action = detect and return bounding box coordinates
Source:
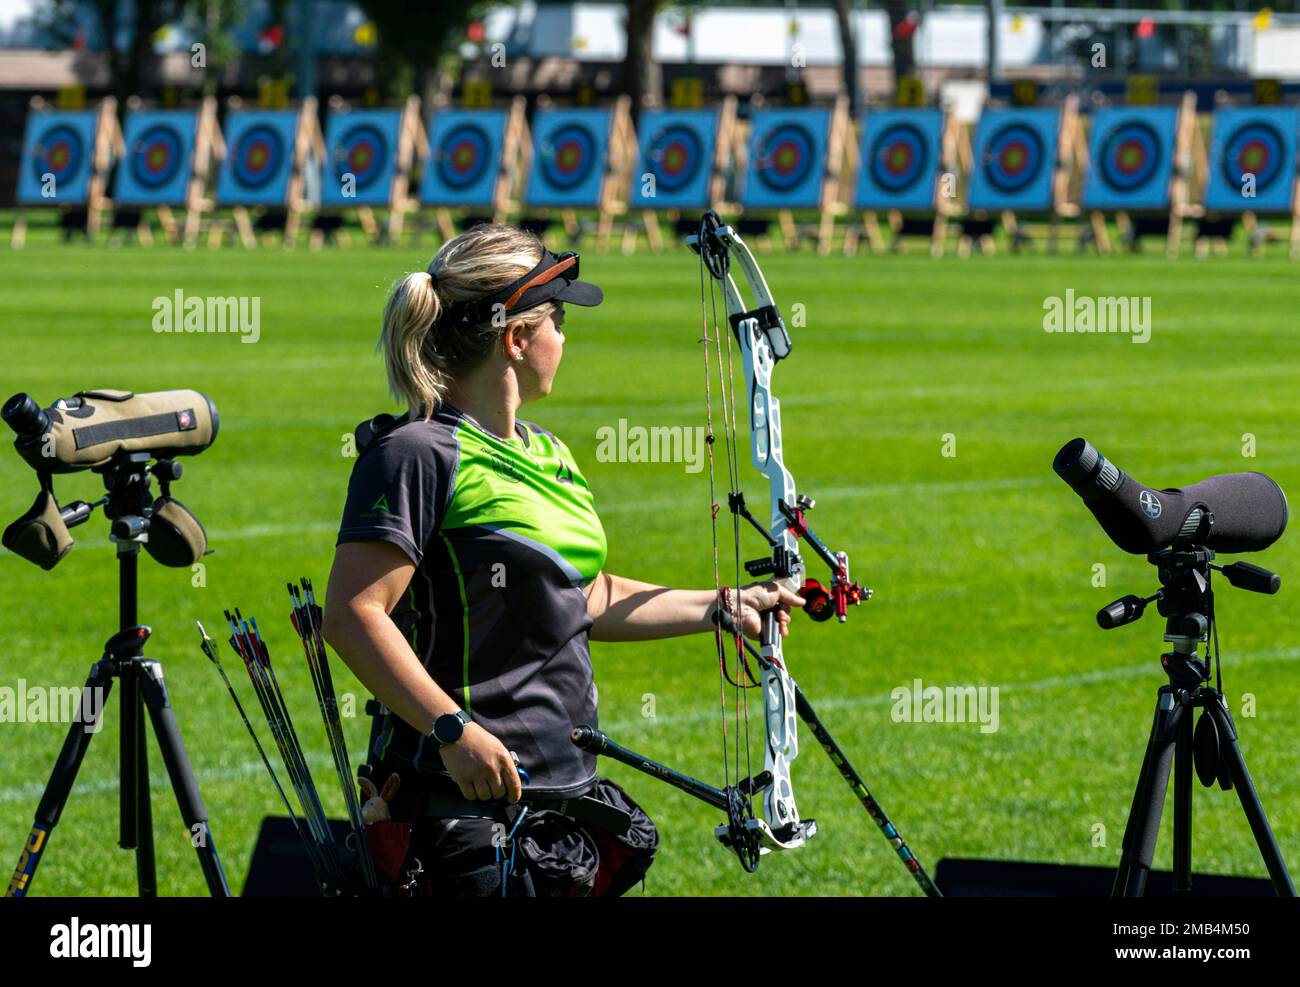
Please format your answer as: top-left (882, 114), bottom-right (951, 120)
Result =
top-left (556, 463), bottom-right (575, 485)
top-left (367, 493), bottom-right (395, 517)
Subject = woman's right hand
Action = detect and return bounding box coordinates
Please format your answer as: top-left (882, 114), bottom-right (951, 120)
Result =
top-left (440, 723), bottom-right (523, 804)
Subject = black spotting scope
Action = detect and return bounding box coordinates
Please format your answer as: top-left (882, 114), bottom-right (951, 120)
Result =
top-left (1053, 438), bottom-right (1288, 555)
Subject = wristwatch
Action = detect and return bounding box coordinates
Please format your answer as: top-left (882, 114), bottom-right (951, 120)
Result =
top-left (431, 709), bottom-right (471, 747)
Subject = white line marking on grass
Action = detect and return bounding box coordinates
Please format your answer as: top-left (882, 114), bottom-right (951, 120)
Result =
top-left (4, 653), bottom-right (1295, 804)
top-left (595, 646), bottom-right (1300, 735)
top-left (0, 752), bottom-right (340, 806)
top-left (204, 522), bottom-right (341, 542)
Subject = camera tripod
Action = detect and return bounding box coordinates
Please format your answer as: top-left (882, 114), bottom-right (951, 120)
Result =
top-left (1100, 546), bottom-right (1295, 897)
top-left (6, 452), bottom-right (229, 897)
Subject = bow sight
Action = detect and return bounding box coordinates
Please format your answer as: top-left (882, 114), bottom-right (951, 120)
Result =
top-left (733, 491), bottom-right (869, 623)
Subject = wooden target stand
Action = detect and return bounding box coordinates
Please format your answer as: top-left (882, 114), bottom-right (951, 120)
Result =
top-left (1236, 181), bottom-right (1300, 259)
top-left (206, 96), bottom-right (322, 249)
top-left (740, 96), bottom-right (851, 255)
top-left (959, 93), bottom-right (1085, 257)
top-left (11, 96), bottom-right (119, 249)
top-left (107, 97), bottom-right (222, 248)
top-left (1195, 186), bottom-right (1300, 260)
top-left (520, 96), bottom-right (635, 251)
top-left (1085, 92), bottom-right (1204, 259)
top-left (843, 103), bottom-right (968, 258)
top-left (626, 95), bottom-right (737, 254)
top-left (309, 95), bottom-right (423, 249)
top-left (1230, 121), bottom-right (1300, 260)
top-left (423, 95), bottom-right (529, 244)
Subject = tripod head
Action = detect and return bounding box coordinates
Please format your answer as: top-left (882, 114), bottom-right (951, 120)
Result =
top-left (1098, 547), bottom-right (1280, 684)
top-left (3, 448), bottom-right (206, 570)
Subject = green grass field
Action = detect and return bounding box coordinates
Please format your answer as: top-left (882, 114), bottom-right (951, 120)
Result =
top-left (2, 230), bottom-right (1298, 896)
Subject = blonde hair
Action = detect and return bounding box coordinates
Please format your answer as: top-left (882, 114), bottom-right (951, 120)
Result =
top-left (379, 224), bottom-right (555, 419)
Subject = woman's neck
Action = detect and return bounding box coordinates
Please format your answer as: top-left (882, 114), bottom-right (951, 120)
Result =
top-left (443, 367), bottom-right (520, 441)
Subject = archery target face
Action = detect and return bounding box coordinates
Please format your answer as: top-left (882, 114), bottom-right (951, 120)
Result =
top-left (1221, 121), bottom-right (1286, 196)
top-left (1202, 107), bottom-right (1299, 212)
top-left (646, 124), bottom-right (703, 194)
top-left (526, 109), bottom-right (612, 207)
top-left (870, 123), bottom-right (929, 193)
top-left (982, 123), bottom-right (1045, 194)
top-left (755, 122), bottom-right (816, 193)
top-left (32, 123), bottom-right (86, 189)
top-left (17, 110), bottom-right (99, 204)
top-left (332, 122), bottom-right (389, 193)
top-left (230, 124), bottom-right (286, 191)
top-left (854, 109), bottom-right (944, 210)
top-left (1097, 121), bottom-right (1161, 193)
top-left (422, 109), bottom-right (507, 206)
top-left (1081, 107), bottom-right (1179, 211)
top-left (129, 123), bottom-right (185, 189)
top-left (540, 123), bottom-right (598, 191)
top-left (436, 122), bottom-right (492, 190)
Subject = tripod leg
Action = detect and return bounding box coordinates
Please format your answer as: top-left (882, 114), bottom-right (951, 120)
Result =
top-left (138, 660), bottom-right (231, 897)
top-left (792, 684), bottom-right (942, 897)
top-left (1113, 688), bottom-right (1184, 897)
top-left (1204, 695), bottom-right (1297, 897)
top-left (1171, 705), bottom-right (1194, 892)
top-left (120, 654), bottom-right (158, 896)
top-left (5, 660), bottom-right (114, 897)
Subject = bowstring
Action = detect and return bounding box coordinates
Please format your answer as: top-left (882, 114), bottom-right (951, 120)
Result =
top-left (698, 239), bottom-right (757, 822)
top-left (718, 278), bottom-right (755, 811)
top-left (698, 242), bottom-right (733, 799)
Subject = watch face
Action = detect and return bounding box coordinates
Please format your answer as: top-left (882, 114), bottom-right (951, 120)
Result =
top-left (435, 713), bottom-right (463, 745)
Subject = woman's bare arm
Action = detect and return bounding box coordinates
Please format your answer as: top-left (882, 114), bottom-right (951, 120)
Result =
top-left (322, 540), bottom-right (521, 801)
top-left (322, 540), bottom-right (458, 734)
top-left (585, 572), bottom-right (716, 641)
top-left (585, 572), bottom-right (804, 642)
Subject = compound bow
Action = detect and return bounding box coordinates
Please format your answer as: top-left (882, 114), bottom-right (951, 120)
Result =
top-left (573, 212), bottom-right (940, 896)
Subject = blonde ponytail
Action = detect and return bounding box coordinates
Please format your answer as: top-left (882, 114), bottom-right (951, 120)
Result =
top-left (378, 224), bottom-right (555, 419)
top-left (379, 272), bottom-right (446, 417)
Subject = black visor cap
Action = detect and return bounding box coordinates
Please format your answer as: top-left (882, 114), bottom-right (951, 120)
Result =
top-left (438, 249), bottom-right (603, 327)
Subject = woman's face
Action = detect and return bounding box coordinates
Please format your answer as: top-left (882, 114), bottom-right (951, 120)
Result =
top-left (513, 303), bottom-right (565, 403)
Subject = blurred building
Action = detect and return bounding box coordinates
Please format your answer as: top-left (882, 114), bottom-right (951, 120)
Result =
top-left (1, 1), bottom-right (1298, 96)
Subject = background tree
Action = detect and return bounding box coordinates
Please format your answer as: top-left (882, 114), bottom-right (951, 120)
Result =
top-left (832, 0), bottom-right (859, 118)
top-left (623, 0), bottom-right (665, 125)
top-left (33, 0), bottom-right (179, 103)
top-left (353, 0), bottom-right (498, 103)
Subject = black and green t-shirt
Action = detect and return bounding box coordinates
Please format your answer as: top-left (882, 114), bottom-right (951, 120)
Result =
top-left (336, 404), bottom-right (607, 799)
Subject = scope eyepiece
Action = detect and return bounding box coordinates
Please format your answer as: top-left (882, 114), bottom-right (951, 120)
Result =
top-left (2, 393), bottom-right (50, 443)
top-left (1053, 438), bottom-right (1123, 503)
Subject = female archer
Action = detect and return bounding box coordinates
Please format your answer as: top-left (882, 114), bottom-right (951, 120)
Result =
top-left (322, 224), bottom-right (803, 896)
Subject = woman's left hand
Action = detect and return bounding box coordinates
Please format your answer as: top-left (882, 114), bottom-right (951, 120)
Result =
top-left (731, 581), bottom-right (806, 640)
